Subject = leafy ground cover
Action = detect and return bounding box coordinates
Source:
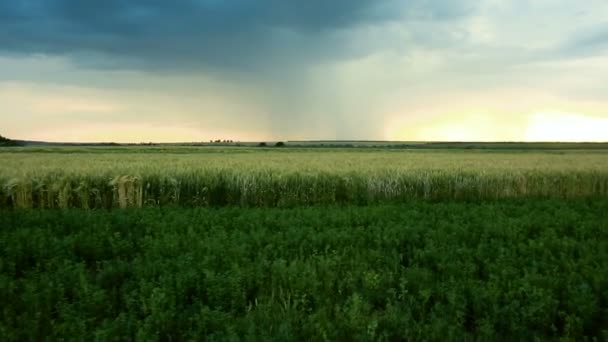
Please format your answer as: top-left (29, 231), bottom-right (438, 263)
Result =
top-left (1, 199), bottom-right (607, 340)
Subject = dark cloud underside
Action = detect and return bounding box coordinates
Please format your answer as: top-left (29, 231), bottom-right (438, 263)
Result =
top-left (0, 0), bottom-right (476, 71)
top-left (0, 1), bottom-right (385, 69)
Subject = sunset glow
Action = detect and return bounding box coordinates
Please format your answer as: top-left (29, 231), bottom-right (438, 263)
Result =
top-left (525, 112), bottom-right (608, 142)
top-left (387, 111), bottom-right (608, 143)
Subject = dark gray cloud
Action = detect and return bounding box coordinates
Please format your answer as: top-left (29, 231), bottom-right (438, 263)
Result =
top-left (0, 0), bottom-right (386, 70)
top-left (0, 0), bottom-right (474, 72)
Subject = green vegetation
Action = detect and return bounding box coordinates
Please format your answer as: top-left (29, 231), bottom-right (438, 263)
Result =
top-left (2, 146), bottom-right (607, 339)
top-left (1, 200), bottom-right (606, 340)
top-left (1, 147), bottom-right (607, 208)
top-left (0, 134), bottom-right (19, 147)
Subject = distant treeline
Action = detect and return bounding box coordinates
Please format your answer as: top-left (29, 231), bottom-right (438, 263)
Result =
top-left (287, 141), bottom-right (608, 150)
top-left (3, 135), bottom-right (608, 150)
top-left (0, 135), bottom-right (20, 147)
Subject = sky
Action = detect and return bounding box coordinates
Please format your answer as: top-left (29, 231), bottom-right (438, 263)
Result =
top-left (1, 0), bottom-right (607, 142)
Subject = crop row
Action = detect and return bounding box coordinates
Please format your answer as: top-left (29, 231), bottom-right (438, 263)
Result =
top-left (1, 169), bottom-right (608, 208)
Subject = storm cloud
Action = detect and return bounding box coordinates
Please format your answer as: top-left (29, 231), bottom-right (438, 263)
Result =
top-left (0, 0), bottom-right (607, 142)
top-left (0, 0), bottom-right (402, 70)
top-left (2, 0), bottom-right (602, 73)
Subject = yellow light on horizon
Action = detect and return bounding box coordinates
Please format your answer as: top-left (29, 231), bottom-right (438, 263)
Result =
top-left (386, 111), bottom-right (524, 142)
top-left (525, 112), bottom-right (608, 142)
top-left (386, 110), bottom-right (608, 142)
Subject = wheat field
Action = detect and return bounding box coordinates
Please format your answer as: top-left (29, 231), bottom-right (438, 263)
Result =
top-left (2, 146), bottom-right (608, 339)
top-left (1, 147), bottom-right (607, 208)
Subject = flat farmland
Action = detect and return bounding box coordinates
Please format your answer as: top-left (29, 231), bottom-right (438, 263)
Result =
top-left (1, 146), bottom-right (607, 340)
top-left (1, 147), bottom-right (607, 208)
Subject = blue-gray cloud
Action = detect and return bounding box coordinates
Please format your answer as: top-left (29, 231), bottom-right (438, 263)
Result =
top-left (557, 27), bottom-right (608, 59)
top-left (0, 0), bottom-right (476, 72)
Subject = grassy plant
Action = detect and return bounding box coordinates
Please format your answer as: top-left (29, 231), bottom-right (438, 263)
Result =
top-left (1, 147), bottom-right (607, 208)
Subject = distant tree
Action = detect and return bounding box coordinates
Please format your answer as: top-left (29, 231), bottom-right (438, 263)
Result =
top-left (0, 134), bottom-right (19, 146)
top-left (274, 141), bottom-right (285, 147)
top-left (258, 142), bottom-right (267, 147)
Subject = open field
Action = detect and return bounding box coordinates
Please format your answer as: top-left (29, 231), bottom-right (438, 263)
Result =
top-left (2, 200), bottom-right (607, 340)
top-left (1, 146), bottom-right (608, 208)
top-left (1, 146), bottom-right (607, 339)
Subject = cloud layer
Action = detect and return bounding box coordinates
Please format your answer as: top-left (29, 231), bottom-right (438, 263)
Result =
top-left (0, 0), bottom-right (607, 141)
top-left (1, 0), bottom-right (403, 70)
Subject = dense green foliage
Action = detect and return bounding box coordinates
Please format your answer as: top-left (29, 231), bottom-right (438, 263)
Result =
top-left (1, 148), bottom-right (608, 208)
top-left (0, 135), bottom-right (19, 147)
top-left (1, 200), bottom-right (607, 340)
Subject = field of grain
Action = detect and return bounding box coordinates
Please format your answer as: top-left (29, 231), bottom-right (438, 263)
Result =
top-left (1, 146), bottom-right (607, 340)
top-left (1, 147), bottom-right (608, 208)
